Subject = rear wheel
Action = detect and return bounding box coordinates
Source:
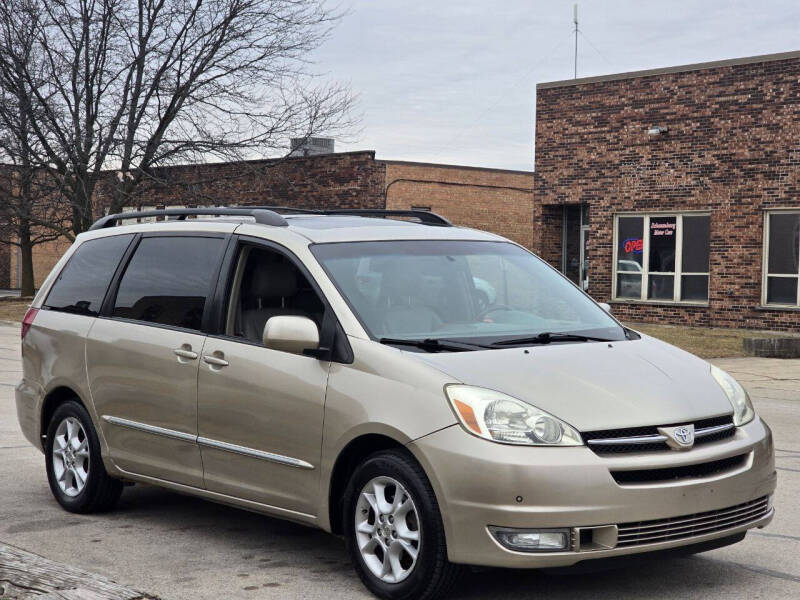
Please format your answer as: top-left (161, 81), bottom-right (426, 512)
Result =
top-left (45, 400), bottom-right (122, 513)
top-left (344, 450), bottom-right (462, 600)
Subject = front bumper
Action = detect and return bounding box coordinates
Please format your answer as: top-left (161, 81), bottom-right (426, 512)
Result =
top-left (408, 416), bottom-right (776, 568)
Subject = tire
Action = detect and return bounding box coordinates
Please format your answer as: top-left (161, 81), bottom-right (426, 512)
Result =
top-left (343, 449), bottom-right (462, 600)
top-left (45, 400), bottom-right (123, 513)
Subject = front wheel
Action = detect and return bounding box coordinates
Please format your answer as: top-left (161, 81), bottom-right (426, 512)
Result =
top-left (45, 400), bottom-right (123, 513)
top-left (344, 450), bottom-right (462, 600)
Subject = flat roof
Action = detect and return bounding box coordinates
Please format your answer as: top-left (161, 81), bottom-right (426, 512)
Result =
top-left (380, 159), bottom-right (532, 176)
top-left (538, 49), bottom-right (800, 90)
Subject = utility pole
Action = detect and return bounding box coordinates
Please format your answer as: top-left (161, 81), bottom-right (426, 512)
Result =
top-left (573, 4), bottom-right (578, 79)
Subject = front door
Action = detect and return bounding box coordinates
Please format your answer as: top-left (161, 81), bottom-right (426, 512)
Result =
top-left (87, 234), bottom-right (227, 487)
top-left (562, 203), bottom-right (590, 288)
top-left (197, 241), bottom-right (329, 516)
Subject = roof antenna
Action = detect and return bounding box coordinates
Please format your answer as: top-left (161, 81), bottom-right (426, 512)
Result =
top-left (573, 3), bottom-right (579, 79)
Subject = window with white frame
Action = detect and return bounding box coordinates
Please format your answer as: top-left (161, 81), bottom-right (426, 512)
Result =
top-left (763, 211), bottom-right (800, 306)
top-left (613, 213), bottom-right (710, 303)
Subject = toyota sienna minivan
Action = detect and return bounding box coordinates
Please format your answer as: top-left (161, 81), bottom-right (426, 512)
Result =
top-left (16, 207), bottom-right (776, 600)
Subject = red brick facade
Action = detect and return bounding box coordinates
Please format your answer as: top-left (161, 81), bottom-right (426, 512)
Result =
top-left (534, 51), bottom-right (800, 331)
top-left (7, 50), bottom-right (800, 332)
top-left (382, 161), bottom-right (534, 249)
top-left (9, 152), bottom-right (533, 288)
top-left (100, 150), bottom-right (386, 211)
top-left (0, 234), bottom-right (9, 289)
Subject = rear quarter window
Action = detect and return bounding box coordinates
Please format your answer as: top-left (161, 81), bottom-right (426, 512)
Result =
top-left (112, 236), bottom-right (224, 331)
top-left (44, 234), bottom-right (134, 316)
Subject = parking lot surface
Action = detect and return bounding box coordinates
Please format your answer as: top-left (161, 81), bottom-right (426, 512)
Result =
top-left (1, 323), bottom-right (798, 599)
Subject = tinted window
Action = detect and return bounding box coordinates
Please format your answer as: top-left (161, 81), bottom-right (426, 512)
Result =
top-left (648, 216), bottom-right (676, 272)
top-left (768, 213), bottom-right (800, 275)
top-left (44, 235), bottom-right (133, 316)
top-left (113, 237), bottom-right (223, 330)
top-left (681, 215), bottom-right (710, 273)
top-left (617, 217), bottom-right (644, 268)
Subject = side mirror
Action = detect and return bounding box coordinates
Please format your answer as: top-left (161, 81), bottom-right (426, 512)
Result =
top-left (263, 316), bottom-right (320, 355)
top-left (598, 302), bottom-right (612, 314)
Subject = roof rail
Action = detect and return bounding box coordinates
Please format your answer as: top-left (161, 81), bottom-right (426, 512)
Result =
top-left (89, 207), bottom-right (288, 230)
top-left (249, 206), bottom-right (452, 226)
top-left (322, 209), bottom-right (452, 226)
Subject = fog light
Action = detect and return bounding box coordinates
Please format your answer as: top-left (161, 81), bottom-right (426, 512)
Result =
top-left (489, 527), bottom-right (570, 552)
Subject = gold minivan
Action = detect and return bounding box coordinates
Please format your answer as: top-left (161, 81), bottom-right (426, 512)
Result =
top-left (16, 207), bottom-right (775, 599)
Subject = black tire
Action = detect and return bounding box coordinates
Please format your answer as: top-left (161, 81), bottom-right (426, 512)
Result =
top-left (45, 400), bottom-right (123, 513)
top-left (343, 449), bottom-right (462, 600)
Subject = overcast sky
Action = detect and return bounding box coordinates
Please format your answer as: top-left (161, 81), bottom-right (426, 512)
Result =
top-left (313, 0), bottom-right (800, 171)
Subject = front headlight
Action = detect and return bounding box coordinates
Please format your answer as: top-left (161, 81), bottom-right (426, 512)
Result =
top-left (710, 365), bottom-right (755, 426)
top-left (445, 385), bottom-right (582, 446)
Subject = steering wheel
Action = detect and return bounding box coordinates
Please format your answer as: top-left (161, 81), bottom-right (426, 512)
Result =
top-left (478, 304), bottom-right (514, 320)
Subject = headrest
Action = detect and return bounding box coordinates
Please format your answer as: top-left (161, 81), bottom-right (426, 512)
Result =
top-left (247, 262), bottom-right (298, 298)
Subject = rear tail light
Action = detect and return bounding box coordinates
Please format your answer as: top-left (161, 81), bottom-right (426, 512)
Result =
top-left (21, 307), bottom-right (38, 339)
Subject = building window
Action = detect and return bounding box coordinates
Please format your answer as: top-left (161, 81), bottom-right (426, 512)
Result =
top-left (763, 211), bottom-right (800, 306)
top-left (613, 213), bottom-right (710, 303)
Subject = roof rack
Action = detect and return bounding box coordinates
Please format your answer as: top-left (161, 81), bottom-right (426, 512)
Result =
top-left (248, 206), bottom-right (452, 226)
top-left (324, 209), bottom-right (452, 226)
top-left (89, 206), bottom-right (453, 231)
top-left (89, 207), bottom-right (288, 230)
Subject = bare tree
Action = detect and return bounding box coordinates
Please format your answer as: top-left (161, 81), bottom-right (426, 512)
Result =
top-left (0, 1), bottom-right (71, 295)
top-left (0, 0), bottom-right (353, 235)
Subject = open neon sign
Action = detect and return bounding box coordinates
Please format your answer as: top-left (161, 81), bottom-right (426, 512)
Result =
top-left (622, 237), bottom-right (643, 254)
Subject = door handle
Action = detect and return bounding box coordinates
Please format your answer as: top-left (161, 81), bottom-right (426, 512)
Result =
top-left (202, 354), bottom-right (229, 367)
top-left (174, 347), bottom-right (198, 360)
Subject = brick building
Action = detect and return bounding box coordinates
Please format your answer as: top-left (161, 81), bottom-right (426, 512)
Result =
top-left (4, 49), bottom-right (800, 332)
top-left (534, 50), bottom-right (800, 330)
top-left (2, 152), bottom-right (533, 289)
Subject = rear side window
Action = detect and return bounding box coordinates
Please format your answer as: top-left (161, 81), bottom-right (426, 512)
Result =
top-left (112, 236), bottom-right (224, 330)
top-left (44, 235), bottom-right (133, 316)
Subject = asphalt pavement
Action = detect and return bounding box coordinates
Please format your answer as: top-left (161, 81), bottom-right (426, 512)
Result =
top-left (0, 323), bottom-right (798, 599)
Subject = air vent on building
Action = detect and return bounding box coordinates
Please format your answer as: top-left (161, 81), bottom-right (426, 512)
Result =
top-left (290, 137), bottom-right (335, 157)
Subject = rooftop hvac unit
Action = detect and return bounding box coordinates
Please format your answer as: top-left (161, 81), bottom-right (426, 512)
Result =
top-left (290, 137), bottom-right (335, 156)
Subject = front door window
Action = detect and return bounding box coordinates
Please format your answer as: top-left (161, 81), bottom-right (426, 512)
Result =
top-left (562, 203), bottom-right (590, 289)
top-left (580, 225), bottom-right (590, 291)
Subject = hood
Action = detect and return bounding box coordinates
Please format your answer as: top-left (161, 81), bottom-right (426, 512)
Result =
top-left (411, 335), bottom-right (733, 431)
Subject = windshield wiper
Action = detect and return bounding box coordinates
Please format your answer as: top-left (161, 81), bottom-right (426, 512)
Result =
top-left (490, 332), bottom-right (613, 347)
top-left (379, 337), bottom-right (490, 352)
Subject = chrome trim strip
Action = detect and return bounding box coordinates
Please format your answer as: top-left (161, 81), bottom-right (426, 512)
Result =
top-left (694, 423), bottom-right (736, 438)
top-left (587, 434), bottom-right (668, 446)
top-left (102, 415), bottom-right (314, 470)
top-left (588, 422), bottom-right (735, 446)
top-left (101, 415), bottom-right (197, 443)
top-left (197, 437), bottom-right (314, 470)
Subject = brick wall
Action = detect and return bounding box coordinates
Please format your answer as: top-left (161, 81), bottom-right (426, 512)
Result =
top-left (101, 150), bottom-right (385, 210)
top-left (383, 161), bottom-right (534, 248)
top-left (0, 237), bottom-right (9, 289)
top-left (13, 152), bottom-right (387, 289)
top-left (15, 152), bottom-right (534, 287)
top-left (534, 53), bottom-right (800, 330)
top-left (9, 237), bottom-right (72, 289)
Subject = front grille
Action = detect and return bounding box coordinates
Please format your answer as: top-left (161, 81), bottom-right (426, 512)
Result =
top-left (584, 415), bottom-right (735, 454)
top-left (616, 496), bottom-right (770, 548)
top-left (611, 453), bottom-right (748, 485)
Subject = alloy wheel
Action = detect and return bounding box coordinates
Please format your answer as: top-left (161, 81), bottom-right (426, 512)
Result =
top-left (354, 475), bottom-right (421, 583)
top-left (52, 416), bottom-right (90, 497)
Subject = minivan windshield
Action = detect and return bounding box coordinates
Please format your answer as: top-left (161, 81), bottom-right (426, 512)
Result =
top-left (311, 240), bottom-right (626, 347)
